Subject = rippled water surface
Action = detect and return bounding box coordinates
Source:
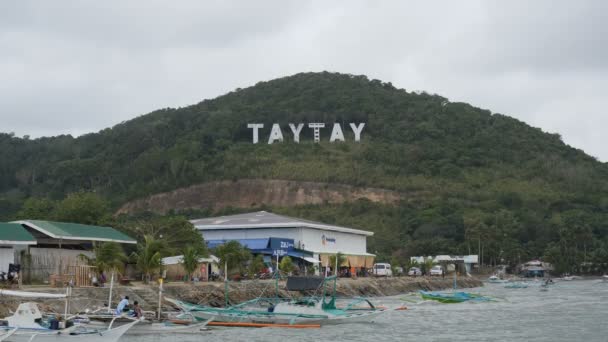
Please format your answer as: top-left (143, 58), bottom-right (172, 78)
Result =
top-left (129, 280), bottom-right (608, 342)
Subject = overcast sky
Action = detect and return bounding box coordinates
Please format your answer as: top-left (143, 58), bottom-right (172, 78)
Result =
top-left (1, 1), bottom-right (606, 160)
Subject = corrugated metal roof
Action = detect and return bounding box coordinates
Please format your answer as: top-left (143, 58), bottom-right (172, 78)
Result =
top-left (12, 220), bottom-right (136, 244)
top-left (0, 223), bottom-right (36, 245)
top-left (190, 211), bottom-right (373, 236)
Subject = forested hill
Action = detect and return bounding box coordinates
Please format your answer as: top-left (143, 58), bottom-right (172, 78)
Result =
top-left (1, 72), bottom-right (607, 273)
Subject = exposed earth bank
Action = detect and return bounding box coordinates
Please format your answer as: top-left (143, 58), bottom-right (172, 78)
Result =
top-left (0, 276), bottom-right (482, 317)
top-left (115, 179), bottom-right (406, 214)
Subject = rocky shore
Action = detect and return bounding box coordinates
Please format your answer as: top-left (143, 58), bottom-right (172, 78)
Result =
top-left (0, 276), bottom-right (482, 317)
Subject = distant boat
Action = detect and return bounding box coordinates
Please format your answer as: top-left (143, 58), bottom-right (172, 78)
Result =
top-left (488, 275), bottom-right (504, 283)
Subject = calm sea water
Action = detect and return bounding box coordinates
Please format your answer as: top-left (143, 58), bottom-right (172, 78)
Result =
top-left (128, 280), bottom-right (608, 342)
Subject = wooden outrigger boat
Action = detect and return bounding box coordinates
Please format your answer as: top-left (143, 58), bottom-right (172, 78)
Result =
top-left (167, 276), bottom-right (398, 326)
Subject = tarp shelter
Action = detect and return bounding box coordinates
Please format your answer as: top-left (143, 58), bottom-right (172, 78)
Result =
top-left (319, 253), bottom-right (375, 268)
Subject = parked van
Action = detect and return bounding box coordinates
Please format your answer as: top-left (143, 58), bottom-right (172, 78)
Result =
top-left (372, 263), bottom-right (393, 277)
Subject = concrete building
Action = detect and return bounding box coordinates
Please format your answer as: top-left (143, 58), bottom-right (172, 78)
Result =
top-left (191, 211), bottom-right (375, 269)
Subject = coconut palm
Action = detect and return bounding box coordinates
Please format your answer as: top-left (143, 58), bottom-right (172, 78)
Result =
top-left (181, 245), bottom-right (205, 282)
top-left (79, 242), bottom-right (127, 275)
top-left (132, 235), bottom-right (168, 283)
top-left (214, 241), bottom-right (251, 278)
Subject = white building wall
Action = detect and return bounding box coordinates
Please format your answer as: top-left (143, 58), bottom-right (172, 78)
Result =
top-left (0, 247), bottom-right (14, 272)
top-left (299, 228), bottom-right (367, 254)
top-left (200, 226), bottom-right (368, 255)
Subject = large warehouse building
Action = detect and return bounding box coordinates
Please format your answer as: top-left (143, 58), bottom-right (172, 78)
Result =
top-left (190, 211), bottom-right (375, 271)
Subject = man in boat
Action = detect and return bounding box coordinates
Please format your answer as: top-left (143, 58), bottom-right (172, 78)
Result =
top-left (115, 295), bottom-right (130, 315)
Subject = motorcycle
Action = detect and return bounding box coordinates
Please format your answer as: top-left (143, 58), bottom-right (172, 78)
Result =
top-left (0, 264), bottom-right (20, 285)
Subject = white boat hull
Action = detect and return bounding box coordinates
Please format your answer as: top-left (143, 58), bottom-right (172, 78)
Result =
top-left (1, 321), bottom-right (137, 342)
top-left (190, 307), bottom-right (389, 326)
top-left (83, 319), bottom-right (211, 335)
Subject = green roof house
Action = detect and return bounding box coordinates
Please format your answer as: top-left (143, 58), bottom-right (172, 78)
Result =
top-left (2, 220), bottom-right (136, 283)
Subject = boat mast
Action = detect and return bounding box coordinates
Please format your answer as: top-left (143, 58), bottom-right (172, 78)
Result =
top-left (224, 260), bottom-right (228, 307)
top-left (107, 270), bottom-right (115, 313)
top-left (275, 253), bottom-right (279, 301)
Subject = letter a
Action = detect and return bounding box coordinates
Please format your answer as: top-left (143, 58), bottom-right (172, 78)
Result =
top-left (349, 123), bottom-right (365, 142)
top-left (289, 123), bottom-right (304, 143)
top-left (247, 123), bottom-right (264, 144)
top-left (268, 123), bottom-right (284, 144)
top-left (329, 123), bottom-right (345, 142)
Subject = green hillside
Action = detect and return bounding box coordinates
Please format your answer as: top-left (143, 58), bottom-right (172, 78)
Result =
top-left (1, 72), bottom-right (607, 273)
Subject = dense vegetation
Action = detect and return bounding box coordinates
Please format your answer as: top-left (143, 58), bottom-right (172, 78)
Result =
top-left (1, 72), bottom-right (607, 274)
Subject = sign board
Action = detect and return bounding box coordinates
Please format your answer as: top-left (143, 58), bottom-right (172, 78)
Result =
top-left (247, 122), bottom-right (365, 144)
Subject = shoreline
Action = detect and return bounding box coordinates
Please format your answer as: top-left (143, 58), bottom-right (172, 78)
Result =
top-left (0, 276), bottom-right (483, 317)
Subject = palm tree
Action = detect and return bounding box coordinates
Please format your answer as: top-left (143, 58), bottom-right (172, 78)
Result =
top-left (422, 257), bottom-right (436, 276)
top-left (132, 235), bottom-right (167, 283)
top-left (279, 256), bottom-right (295, 275)
top-left (181, 245), bottom-right (204, 282)
top-left (79, 242), bottom-right (126, 312)
top-left (79, 242), bottom-right (127, 275)
top-left (214, 241), bottom-right (251, 278)
top-left (248, 255), bottom-right (266, 279)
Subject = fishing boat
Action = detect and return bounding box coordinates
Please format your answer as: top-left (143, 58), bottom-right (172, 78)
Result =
top-left (419, 291), bottom-right (491, 304)
top-left (82, 315), bottom-right (212, 335)
top-left (167, 276), bottom-right (396, 325)
top-left (0, 302), bottom-right (137, 342)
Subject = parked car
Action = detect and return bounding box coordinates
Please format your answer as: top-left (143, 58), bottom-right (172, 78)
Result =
top-left (372, 263), bottom-right (393, 277)
top-left (430, 265), bottom-right (444, 276)
top-left (408, 267), bottom-right (422, 276)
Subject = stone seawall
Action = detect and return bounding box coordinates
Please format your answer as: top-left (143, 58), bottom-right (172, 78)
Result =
top-left (0, 277), bottom-right (482, 317)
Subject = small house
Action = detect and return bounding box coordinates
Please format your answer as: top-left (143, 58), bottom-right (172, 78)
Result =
top-left (161, 255), bottom-right (219, 281)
